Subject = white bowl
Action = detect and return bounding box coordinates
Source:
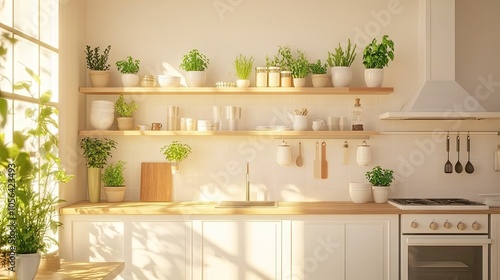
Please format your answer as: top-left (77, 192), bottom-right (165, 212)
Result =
top-left (349, 182), bottom-right (372, 203)
top-left (158, 75), bottom-right (181, 87)
top-left (90, 116), bottom-right (114, 130)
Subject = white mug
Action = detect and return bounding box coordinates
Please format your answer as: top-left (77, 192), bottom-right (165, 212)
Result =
top-left (312, 119), bottom-right (325, 131)
top-left (136, 124), bottom-right (149, 131)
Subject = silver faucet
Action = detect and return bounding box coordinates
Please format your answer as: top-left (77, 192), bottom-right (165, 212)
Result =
top-left (246, 162), bottom-right (250, 201)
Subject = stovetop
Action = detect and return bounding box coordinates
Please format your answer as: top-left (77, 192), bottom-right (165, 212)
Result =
top-left (388, 198), bottom-right (489, 210)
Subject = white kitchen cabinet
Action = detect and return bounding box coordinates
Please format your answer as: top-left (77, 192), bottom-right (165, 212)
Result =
top-left (192, 219), bottom-right (282, 280)
top-left (491, 215), bottom-right (500, 280)
top-left (288, 215), bottom-right (398, 280)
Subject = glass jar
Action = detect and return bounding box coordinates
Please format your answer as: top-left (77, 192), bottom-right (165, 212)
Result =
top-left (281, 71), bottom-right (292, 87)
top-left (268, 66), bottom-right (281, 87)
top-left (351, 98), bottom-right (364, 131)
top-left (140, 74), bottom-right (157, 87)
top-left (255, 67), bottom-right (268, 87)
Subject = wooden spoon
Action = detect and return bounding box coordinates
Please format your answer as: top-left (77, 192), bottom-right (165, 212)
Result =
top-left (296, 142), bottom-right (303, 167)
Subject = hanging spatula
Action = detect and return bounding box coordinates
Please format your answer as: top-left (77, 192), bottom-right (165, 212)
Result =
top-left (321, 141), bottom-right (328, 179)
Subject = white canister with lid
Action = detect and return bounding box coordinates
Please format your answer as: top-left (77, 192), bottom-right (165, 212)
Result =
top-left (277, 140), bottom-right (292, 166)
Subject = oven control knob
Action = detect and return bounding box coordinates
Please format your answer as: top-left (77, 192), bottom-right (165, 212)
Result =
top-left (429, 221), bottom-right (439, 230)
top-left (410, 221), bottom-right (418, 229)
top-left (472, 222), bottom-right (481, 230)
top-left (457, 222), bottom-right (466, 230)
top-left (444, 221), bottom-right (452, 229)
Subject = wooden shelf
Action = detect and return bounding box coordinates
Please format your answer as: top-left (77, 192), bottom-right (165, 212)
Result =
top-left (79, 86), bottom-right (393, 95)
top-left (79, 130), bottom-right (379, 139)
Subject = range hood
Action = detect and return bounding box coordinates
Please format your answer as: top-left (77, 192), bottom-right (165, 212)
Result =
top-left (379, 0), bottom-right (500, 120)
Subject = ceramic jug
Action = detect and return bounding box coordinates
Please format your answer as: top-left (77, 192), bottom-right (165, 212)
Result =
top-left (288, 112), bottom-right (308, 131)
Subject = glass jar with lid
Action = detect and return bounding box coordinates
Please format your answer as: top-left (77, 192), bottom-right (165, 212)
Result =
top-left (255, 67), bottom-right (268, 87)
top-left (268, 66), bottom-right (280, 87)
top-left (141, 75), bottom-right (157, 87)
top-left (280, 71), bottom-right (292, 87)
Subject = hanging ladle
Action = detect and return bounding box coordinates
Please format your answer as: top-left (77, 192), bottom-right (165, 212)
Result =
top-left (444, 134), bottom-right (453, 174)
top-left (455, 134), bottom-right (463, 173)
top-left (465, 134), bottom-right (474, 174)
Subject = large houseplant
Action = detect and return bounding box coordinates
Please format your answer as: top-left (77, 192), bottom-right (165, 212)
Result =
top-left (362, 35), bottom-right (395, 87)
top-left (365, 165), bottom-right (394, 203)
top-left (102, 160), bottom-right (127, 202)
top-left (309, 59), bottom-right (329, 88)
top-left (80, 137), bottom-right (117, 203)
top-left (327, 39), bottom-right (357, 87)
top-left (84, 45), bottom-right (112, 87)
top-left (160, 141), bottom-right (192, 174)
top-left (289, 50), bottom-right (309, 87)
top-left (115, 56), bottom-right (140, 87)
top-left (234, 54), bottom-right (254, 88)
top-left (179, 49), bottom-right (210, 87)
top-left (114, 94), bottom-right (139, 130)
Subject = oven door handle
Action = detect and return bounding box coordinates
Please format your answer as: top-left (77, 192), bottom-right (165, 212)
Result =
top-left (406, 237), bottom-right (491, 246)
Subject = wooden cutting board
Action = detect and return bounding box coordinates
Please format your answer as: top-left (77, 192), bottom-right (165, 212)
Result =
top-left (140, 162), bottom-right (173, 201)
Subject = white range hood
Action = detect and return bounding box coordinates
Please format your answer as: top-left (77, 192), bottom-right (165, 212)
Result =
top-left (379, 0), bottom-right (500, 120)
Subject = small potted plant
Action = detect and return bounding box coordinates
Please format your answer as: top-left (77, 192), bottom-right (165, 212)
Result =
top-left (309, 59), bottom-right (330, 88)
top-left (160, 140), bottom-right (192, 174)
top-left (114, 94), bottom-right (139, 130)
top-left (290, 50), bottom-right (310, 87)
top-left (179, 49), bottom-right (210, 87)
top-left (265, 45), bottom-right (293, 71)
top-left (365, 165), bottom-right (395, 203)
top-left (327, 38), bottom-right (356, 87)
top-left (102, 160), bottom-right (127, 202)
top-left (80, 137), bottom-right (117, 203)
top-left (115, 56), bottom-right (140, 87)
top-left (234, 54), bottom-right (254, 88)
top-left (85, 45), bottom-right (112, 87)
top-left (362, 35), bottom-right (395, 87)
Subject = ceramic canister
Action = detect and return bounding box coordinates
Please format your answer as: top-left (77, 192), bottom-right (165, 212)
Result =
top-left (277, 140), bottom-right (292, 166)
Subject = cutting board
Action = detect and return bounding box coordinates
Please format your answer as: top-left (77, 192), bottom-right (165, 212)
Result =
top-left (140, 162), bottom-right (173, 201)
top-left (321, 141), bottom-right (328, 179)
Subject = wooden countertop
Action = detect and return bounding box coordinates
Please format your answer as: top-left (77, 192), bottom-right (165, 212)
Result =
top-left (60, 201), bottom-right (500, 215)
top-left (0, 262), bottom-right (124, 280)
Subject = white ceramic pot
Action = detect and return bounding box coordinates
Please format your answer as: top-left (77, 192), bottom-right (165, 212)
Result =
top-left (331, 66), bottom-right (352, 87)
top-left (121, 74), bottom-right (139, 87)
top-left (364, 68), bottom-right (384, 87)
top-left (236, 79), bottom-right (250, 88)
top-left (311, 74), bottom-right (330, 87)
top-left (276, 141), bottom-right (291, 166)
top-left (171, 161), bottom-right (180, 174)
top-left (372, 185), bottom-right (389, 203)
top-left (16, 253), bottom-right (41, 280)
top-left (349, 182), bottom-right (372, 203)
top-left (89, 70), bottom-right (111, 87)
top-left (185, 71), bottom-right (206, 87)
top-left (293, 78), bottom-right (306, 88)
top-left (104, 186), bottom-right (126, 202)
top-left (117, 117), bottom-right (134, 130)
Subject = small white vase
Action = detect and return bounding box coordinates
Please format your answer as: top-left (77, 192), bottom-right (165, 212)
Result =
top-left (236, 79), bottom-right (250, 88)
top-left (104, 186), bottom-right (126, 202)
top-left (89, 70), bottom-right (111, 87)
top-left (171, 161), bottom-right (180, 174)
top-left (293, 78), bottom-right (306, 88)
top-left (185, 71), bottom-right (206, 87)
top-left (16, 253), bottom-right (41, 280)
top-left (311, 74), bottom-right (330, 88)
top-left (331, 66), bottom-right (352, 87)
top-left (372, 186), bottom-right (389, 203)
top-left (121, 74), bottom-right (139, 87)
top-left (117, 117), bottom-right (134, 130)
top-left (364, 68), bottom-right (384, 87)
top-left (87, 167), bottom-right (101, 203)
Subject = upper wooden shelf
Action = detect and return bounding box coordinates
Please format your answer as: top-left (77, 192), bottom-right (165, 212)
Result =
top-left (79, 130), bottom-right (379, 139)
top-left (79, 86), bottom-right (394, 95)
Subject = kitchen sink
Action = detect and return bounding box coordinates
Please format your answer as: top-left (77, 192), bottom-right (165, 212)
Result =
top-left (216, 201), bottom-right (279, 208)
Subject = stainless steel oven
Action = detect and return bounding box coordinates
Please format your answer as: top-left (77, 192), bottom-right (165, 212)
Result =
top-left (400, 214), bottom-right (490, 280)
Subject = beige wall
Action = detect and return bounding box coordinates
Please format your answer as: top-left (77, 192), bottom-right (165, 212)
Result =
top-left (60, 0), bottom-right (500, 203)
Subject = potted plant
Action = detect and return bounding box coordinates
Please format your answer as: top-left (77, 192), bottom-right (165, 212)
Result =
top-left (234, 54), bottom-right (254, 88)
top-left (102, 160), bottom-right (127, 202)
top-left (309, 59), bottom-right (330, 88)
top-left (80, 137), bottom-right (117, 203)
top-left (160, 141), bottom-right (192, 174)
top-left (265, 46), bottom-right (294, 87)
top-left (362, 35), bottom-right (395, 87)
top-left (85, 45), bottom-right (111, 87)
top-left (365, 165), bottom-right (394, 203)
top-left (290, 50), bottom-right (310, 87)
top-left (114, 94), bottom-right (139, 130)
top-left (179, 49), bottom-right (210, 87)
top-left (115, 56), bottom-right (140, 87)
top-left (265, 45), bottom-right (293, 71)
top-left (327, 38), bottom-right (356, 87)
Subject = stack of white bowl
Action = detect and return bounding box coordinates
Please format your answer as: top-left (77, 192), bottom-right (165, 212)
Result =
top-left (90, 100), bottom-right (114, 130)
top-left (158, 75), bottom-right (181, 87)
top-left (349, 182), bottom-right (372, 203)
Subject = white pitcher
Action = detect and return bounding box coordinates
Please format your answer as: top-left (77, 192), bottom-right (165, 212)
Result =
top-left (287, 112), bottom-right (308, 131)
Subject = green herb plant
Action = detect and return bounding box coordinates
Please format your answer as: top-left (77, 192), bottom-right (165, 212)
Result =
top-left (114, 94), bottom-right (139, 117)
top-left (160, 141), bottom-right (192, 162)
top-left (85, 45), bottom-right (111, 71)
top-left (234, 54), bottom-right (254, 80)
top-left (179, 49), bottom-right (210, 71)
top-left (265, 46), bottom-right (293, 71)
top-left (79, 137), bottom-right (117, 168)
top-left (327, 39), bottom-right (357, 67)
top-left (115, 56), bottom-right (140, 74)
top-left (290, 50), bottom-right (310, 78)
top-left (365, 166), bottom-right (394, 186)
top-left (362, 35), bottom-right (395, 69)
top-left (309, 59), bottom-right (328, 74)
top-left (102, 160), bottom-right (126, 187)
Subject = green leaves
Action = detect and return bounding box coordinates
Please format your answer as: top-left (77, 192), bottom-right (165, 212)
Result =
top-left (114, 94), bottom-right (138, 117)
top-left (234, 54), bottom-right (254, 80)
top-left (362, 35), bottom-right (395, 69)
top-left (365, 166), bottom-right (394, 186)
top-left (290, 50), bottom-right (310, 78)
top-left (327, 38), bottom-right (357, 67)
top-left (115, 56), bottom-right (140, 74)
top-left (85, 45), bottom-right (112, 71)
top-left (102, 160), bottom-right (126, 186)
top-left (160, 141), bottom-right (192, 162)
top-left (309, 60), bottom-right (328, 74)
top-left (179, 49), bottom-right (210, 71)
top-left (265, 46), bottom-right (293, 71)
top-left (80, 137), bottom-right (117, 168)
